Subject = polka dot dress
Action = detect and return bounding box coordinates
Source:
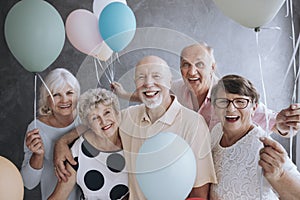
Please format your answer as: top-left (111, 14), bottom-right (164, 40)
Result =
top-left (71, 136), bottom-right (129, 200)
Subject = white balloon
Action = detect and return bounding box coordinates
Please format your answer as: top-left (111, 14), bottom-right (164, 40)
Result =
top-left (136, 132), bottom-right (196, 200)
top-left (93, 0), bottom-right (127, 19)
top-left (213, 0), bottom-right (286, 29)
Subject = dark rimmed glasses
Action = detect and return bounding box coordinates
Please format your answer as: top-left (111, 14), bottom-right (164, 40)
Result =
top-left (214, 98), bottom-right (251, 109)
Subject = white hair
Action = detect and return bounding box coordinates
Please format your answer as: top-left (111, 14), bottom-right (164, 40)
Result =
top-left (38, 68), bottom-right (80, 115)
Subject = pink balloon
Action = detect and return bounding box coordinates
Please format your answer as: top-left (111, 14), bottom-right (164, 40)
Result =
top-left (66, 9), bottom-right (103, 57)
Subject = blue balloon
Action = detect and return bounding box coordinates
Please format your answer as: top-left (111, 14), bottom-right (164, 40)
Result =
top-left (99, 2), bottom-right (136, 52)
top-left (136, 132), bottom-right (196, 200)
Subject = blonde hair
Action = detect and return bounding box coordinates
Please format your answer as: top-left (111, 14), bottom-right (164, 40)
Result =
top-left (78, 88), bottom-right (120, 126)
top-left (38, 68), bottom-right (80, 115)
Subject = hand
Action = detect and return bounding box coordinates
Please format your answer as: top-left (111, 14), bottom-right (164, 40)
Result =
top-left (258, 137), bottom-right (286, 181)
top-left (276, 103), bottom-right (300, 136)
top-left (53, 139), bottom-right (76, 182)
top-left (26, 129), bottom-right (44, 155)
top-left (111, 81), bottom-right (127, 98)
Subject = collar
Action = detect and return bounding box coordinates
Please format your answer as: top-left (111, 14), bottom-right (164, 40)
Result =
top-left (140, 95), bottom-right (181, 125)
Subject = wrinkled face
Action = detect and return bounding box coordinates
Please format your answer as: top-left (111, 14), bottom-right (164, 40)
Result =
top-left (213, 89), bottom-right (257, 134)
top-left (87, 103), bottom-right (119, 138)
top-left (135, 63), bottom-right (171, 109)
top-left (48, 84), bottom-right (78, 117)
top-left (180, 45), bottom-right (215, 96)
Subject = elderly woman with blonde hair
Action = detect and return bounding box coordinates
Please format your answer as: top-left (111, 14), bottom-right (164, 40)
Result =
top-left (48, 88), bottom-right (129, 200)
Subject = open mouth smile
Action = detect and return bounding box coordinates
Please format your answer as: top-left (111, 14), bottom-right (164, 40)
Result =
top-left (225, 115), bottom-right (240, 122)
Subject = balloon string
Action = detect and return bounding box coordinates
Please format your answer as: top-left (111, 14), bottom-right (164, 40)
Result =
top-left (110, 53), bottom-right (116, 82)
top-left (104, 55), bottom-right (112, 83)
top-left (110, 53), bottom-right (114, 82)
top-left (107, 56), bottom-right (113, 83)
top-left (289, 75), bottom-right (298, 160)
top-left (256, 31), bottom-right (270, 200)
top-left (255, 32), bottom-right (270, 134)
top-left (282, 32), bottom-right (300, 89)
top-left (289, 0), bottom-right (296, 77)
top-left (288, 0), bottom-right (296, 161)
top-left (96, 57), bottom-right (112, 84)
top-left (93, 58), bottom-right (101, 87)
top-left (34, 73), bottom-right (37, 129)
top-left (259, 26), bottom-right (281, 31)
top-left (116, 52), bottom-right (121, 64)
top-left (285, 0), bottom-right (289, 17)
top-left (37, 74), bottom-right (54, 106)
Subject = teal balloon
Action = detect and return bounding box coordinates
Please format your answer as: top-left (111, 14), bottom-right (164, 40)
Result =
top-left (99, 2), bottom-right (136, 52)
top-left (136, 132), bottom-right (196, 200)
top-left (4, 0), bottom-right (65, 72)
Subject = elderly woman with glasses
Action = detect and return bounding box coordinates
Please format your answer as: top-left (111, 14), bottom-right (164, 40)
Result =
top-left (209, 74), bottom-right (299, 200)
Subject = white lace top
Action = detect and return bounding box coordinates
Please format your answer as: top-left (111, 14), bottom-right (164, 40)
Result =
top-left (210, 123), bottom-right (278, 200)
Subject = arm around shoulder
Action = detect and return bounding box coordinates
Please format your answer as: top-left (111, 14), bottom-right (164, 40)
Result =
top-left (53, 125), bottom-right (87, 182)
top-left (48, 163), bottom-right (77, 200)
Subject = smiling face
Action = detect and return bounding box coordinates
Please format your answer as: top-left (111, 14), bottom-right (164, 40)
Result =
top-left (213, 89), bottom-right (257, 135)
top-left (87, 103), bottom-right (119, 138)
top-left (180, 44), bottom-right (215, 96)
top-left (135, 56), bottom-right (172, 109)
top-left (48, 84), bottom-right (78, 118)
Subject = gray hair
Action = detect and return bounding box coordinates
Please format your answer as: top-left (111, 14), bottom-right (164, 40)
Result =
top-left (78, 88), bottom-right (120, 126)
top-left (180, 42), bottom-right (216, 65)
top-left (38, 68), bottom-right (80, 115)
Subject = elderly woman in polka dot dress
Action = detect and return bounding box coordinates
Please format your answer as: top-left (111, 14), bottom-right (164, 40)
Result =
top-left (48, 88), bottom-right (129, 200)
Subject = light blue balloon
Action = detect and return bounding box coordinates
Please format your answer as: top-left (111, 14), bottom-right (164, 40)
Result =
top-left (4, 0), bottom-right (65, 72)
top-left (99, 2), bottom-right (136, 52)
top-left (136, 132), bottom-right (196, 200)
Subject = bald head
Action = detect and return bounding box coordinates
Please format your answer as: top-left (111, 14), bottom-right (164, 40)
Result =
top-left (135, 55), bottom-right (172, 80)
top-left (136, 55), bottom-right (168, 67)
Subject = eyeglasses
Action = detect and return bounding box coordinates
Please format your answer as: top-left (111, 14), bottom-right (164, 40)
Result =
top-left (214, 98), bottom-right (251, 109)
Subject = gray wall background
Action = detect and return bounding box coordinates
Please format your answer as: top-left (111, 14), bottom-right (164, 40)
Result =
top-left (0, 0), bottom-right (299, 199)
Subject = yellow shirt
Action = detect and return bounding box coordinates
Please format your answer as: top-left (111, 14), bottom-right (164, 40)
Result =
top-left (120, 96), bottom-right (217, 200)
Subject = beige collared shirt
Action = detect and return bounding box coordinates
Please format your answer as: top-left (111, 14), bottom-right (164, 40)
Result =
top-left (120, 96), bottom-right (217, 200)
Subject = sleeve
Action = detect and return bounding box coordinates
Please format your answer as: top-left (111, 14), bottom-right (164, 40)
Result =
top-left (188, 115), bottom-right (217, 186)
top-left (20, 122), bottom-right (43, 190)
top-left (283, 156), bottom-right (298, 175)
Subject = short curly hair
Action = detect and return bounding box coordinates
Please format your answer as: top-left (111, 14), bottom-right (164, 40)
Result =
top-left (78, 88), bottom-right (120, 126)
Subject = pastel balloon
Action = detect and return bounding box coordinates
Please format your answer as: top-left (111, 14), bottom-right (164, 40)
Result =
top-left (4, 0), bottom-right (65, 72)
top-left (136, 132), bottom-right (196, 200)
top-left (213, 0), bottom-right (285, 29)
top-left (93, 0), bottom-right (127, 19)
top-left (66, 9), bottom-right (103, 57)
top-left (0, 156), bottom-right (24, 199)
top-left (99, 2), bottom-right (136, 52)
